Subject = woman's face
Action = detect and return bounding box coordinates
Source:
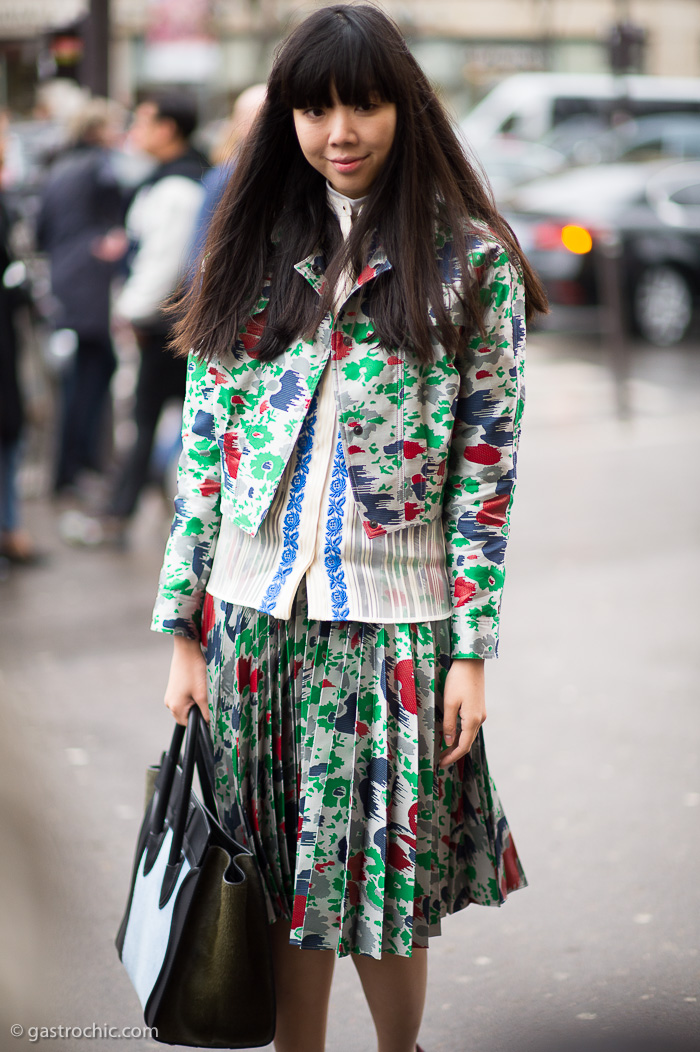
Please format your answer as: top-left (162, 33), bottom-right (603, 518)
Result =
top-left (293, 86), bottom-right (397, 199)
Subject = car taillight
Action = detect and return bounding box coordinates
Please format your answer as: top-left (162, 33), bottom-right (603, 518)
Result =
top-left (533, 222), bottom-right (594, 254)
top-left (561, 225), bottom-right (593, 254)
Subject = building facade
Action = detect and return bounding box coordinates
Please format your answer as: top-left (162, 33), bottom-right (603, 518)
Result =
top-left (2, 0), bottom-right (699, 116)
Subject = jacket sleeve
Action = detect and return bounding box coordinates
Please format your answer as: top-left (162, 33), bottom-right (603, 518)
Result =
top-left (151, 353), bottom-right (222, 638)
top-left (442, 244), bottom-right (526, 659)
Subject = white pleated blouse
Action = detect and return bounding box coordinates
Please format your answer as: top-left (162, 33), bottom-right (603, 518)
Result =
top-left (205, 184), bottom-right (452, 624)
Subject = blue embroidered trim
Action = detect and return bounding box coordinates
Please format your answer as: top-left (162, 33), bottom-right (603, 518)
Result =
top-left (259, 396), bottom-right (318, 613)
top-left (324, 432), bottom-right (349, 619)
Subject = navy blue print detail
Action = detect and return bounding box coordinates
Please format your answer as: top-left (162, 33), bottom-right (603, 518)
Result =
top-left (260, 395), bottom-right (318, 612)
top-left (324, 433), bottom-right (349, 618)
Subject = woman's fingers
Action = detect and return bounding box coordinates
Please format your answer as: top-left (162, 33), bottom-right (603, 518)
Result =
top-left (164, 638), bottom-right (210, 725)
top-left (442, 694), bottom-right (459, 746)
top-left (439, 657), bottom-right (486, 766)
top-left (439, 717), bottom-right (481, 766)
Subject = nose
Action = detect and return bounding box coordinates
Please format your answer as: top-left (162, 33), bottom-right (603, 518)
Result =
top-left (327, 106), bottom-right (358, 146)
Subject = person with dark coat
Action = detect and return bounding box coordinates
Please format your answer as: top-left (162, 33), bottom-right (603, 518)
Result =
top-left (0, 152), bottom-right (39, 566)
top-left (62, 93), bottom-right (207, 547)
top-left (36, 98), bottom-right (126, 496)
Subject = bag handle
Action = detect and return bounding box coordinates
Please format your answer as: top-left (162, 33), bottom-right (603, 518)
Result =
top-left (167, 706), bottom-right (200, 869)
top-left (151, 721), bottom-right (185, 835)
top-left (195, 722), bottom-right (220, 817)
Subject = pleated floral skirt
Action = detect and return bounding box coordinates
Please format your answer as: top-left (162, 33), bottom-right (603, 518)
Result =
top-left (201, 581), bottom-right (527, 960)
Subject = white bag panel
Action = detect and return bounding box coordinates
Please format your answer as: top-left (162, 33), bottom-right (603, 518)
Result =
top-left (121, 827), bottom-right (192, 1009)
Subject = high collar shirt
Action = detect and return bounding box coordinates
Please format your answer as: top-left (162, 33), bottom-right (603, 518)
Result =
top-left (151, 204), bottom-right (526, 659)
top-left (205, 184), bottom-right (452, 625)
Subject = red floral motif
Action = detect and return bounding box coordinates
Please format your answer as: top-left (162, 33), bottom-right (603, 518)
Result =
top-left (404, 501), bottom-right (420, 521)
top-left (240, 310), bottom-right (267, 357)
top-left (208, 366), bottom-right (227, 385)
top-left (387, 355), bottom-right (402, 365)
top-left (236, 656), bottom-right (251, 692)
top-left (357, 264), bottom-right (377, 286)
top-left (388, 843), bottom-right (411, 871)
top-left (403, 440), bottom-right (424, 459)
top-left (347, 851), bottom-right (367, 882)
top-left (454, 577), bottom-right (477, 606)
top-left (355, 721), bottom-right (369, 737)
top-left (394, 659), bottom-right (417, 714)
top-left (199, 593), bottom-right (215, 646)
top-left (348, 445), bottom-right (363, 454)
top-left (222, 432), bottom-right (241, 478)
top-left (291, 894), bottom-right (307, 928)
top-left (199, 477), bottom-right (220, 497)
top-left (476, 492), bottom-right (509, 526)
top-left (331, 331), bottom-right (351, 360)
top-left (475, 369), bottom-right (492, 379)
top-left (502, 838), bottom-right (523, 892)
top-left (463, 444), bottom-right (501, 465)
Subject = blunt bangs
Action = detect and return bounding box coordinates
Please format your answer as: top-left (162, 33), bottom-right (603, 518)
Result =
top-left (276, 7), bottom-right (403, 110)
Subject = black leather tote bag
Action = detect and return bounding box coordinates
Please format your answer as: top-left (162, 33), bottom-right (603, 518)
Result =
top-left (116, 706), bottom-right (276, 1048)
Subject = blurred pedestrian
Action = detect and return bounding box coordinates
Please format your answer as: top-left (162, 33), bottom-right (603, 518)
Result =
top-left (36, 98), bottom-right (127, 498)
top-left (0, 115), bottom-right (40, 569)
top-left (187, 83), bottom-right (267, 271)
top-left (64, 93), bottom-right (208, 546)
top-left (152, 6), bottom-right (547, 1051)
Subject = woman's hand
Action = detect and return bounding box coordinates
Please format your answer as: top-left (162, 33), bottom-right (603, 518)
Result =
top-left (164, 636), bottom-right (209, 726)
top-left (439, 658), bottom-right (486, 766)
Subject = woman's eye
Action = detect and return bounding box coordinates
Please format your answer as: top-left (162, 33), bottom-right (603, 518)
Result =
top-left (304, 107), bottom-right (325, 118)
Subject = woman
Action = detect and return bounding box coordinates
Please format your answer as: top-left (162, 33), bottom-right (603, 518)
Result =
top-left (152, 6), bottom-right (547, 1051)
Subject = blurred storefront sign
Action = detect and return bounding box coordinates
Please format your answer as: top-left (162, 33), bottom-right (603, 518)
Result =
top-left (142, 0), bottom-right (219, 84)
top-left (0, 1), bottom-right (86, 38)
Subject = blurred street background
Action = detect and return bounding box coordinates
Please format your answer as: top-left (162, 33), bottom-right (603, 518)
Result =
top-left (0, 1), bottom-right (699, 1050)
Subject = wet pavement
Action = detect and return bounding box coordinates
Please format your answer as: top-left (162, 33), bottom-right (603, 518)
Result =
top-left (1, 332), bottom-right (698, 1051)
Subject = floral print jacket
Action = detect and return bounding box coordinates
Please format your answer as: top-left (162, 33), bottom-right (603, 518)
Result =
top-left (152, 223), bottom-right (526, 658)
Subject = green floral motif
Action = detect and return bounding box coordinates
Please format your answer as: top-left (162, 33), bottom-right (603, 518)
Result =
top-left (203, 582), bottom-right (527, 960)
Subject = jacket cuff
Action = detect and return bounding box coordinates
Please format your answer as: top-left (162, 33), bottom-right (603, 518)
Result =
top-left (449, 613), bottom-right (499, 659)
top-left (151, 591), bottom-right (204, 640)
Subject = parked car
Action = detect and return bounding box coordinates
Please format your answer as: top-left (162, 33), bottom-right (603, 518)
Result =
top-left (541, 112), bottom-right (700, 166)
top-left (460, 72), bottom-right (700, 147)
top-left (504, 160), bottom-right (700, 345)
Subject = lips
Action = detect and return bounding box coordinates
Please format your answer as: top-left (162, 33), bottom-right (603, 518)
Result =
top-left (329, 155), bottom-right (368, 172)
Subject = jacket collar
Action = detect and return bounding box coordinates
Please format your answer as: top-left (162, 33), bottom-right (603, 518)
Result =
top-left (294, 235), bottom-right (393, 302)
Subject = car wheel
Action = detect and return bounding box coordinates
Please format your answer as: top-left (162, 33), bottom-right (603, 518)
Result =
top-left (633, 265), bottom-right (693, 346)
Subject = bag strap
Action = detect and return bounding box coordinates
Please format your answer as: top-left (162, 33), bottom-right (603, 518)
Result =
top-left (195, 722), bottom-right (220, 817)
top-left (151, 721), bottom-right (185, 835)
top-left (167, 706), bottom-right (200, 868)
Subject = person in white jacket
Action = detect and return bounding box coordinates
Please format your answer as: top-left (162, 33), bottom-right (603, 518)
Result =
top-left (67, 93), bottom-right (207, 546)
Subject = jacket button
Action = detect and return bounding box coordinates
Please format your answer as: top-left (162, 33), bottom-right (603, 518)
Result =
top-left (353, 425), bottom-right (363, 436)
top-left (369, 520), bottom-right (378, 529)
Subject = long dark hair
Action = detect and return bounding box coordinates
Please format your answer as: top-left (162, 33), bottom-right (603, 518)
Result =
top-left (172, 4), bottom-right (547, 364)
